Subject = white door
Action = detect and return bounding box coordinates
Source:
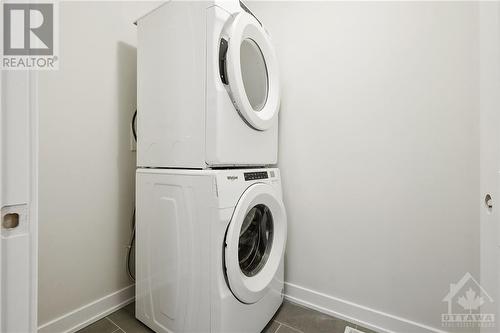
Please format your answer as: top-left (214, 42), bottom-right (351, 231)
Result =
top-left (224, 183), bottom-right (286, 304)
top-left (219, 11), bottom-right (280, 131)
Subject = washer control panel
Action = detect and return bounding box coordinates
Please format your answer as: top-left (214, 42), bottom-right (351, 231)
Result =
top-left (244, 171), bottom-right (268, 181)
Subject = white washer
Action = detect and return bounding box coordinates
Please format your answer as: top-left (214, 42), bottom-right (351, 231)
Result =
top-left (136, 1), bottom-right (280, 168)
top-left (135, 168), bottom-right (287, 333)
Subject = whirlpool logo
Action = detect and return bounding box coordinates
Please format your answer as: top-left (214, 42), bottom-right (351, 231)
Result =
top-left (2, 1), bottom-right (59, 70)
top-left (227, 176), bottom-right (238, 181)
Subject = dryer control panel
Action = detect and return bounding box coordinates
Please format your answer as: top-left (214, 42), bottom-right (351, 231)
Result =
top-left (244, 171), bottom-right (269, 181)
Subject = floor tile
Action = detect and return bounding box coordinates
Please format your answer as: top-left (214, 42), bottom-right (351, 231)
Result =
top-left (276, 324), bottom-right (302, 333)
top-left (107, 303), bottom-right (154, 333)
top-left (121, 302), bottom-right (136, 316)
top-left (75, 300), bottom-right (366, 333)
top-left (262, 320), bottom-right (280, 333)
top-left (275, 301), bottom-right (351, 333)
top-left (77, 318), bottom-right (118, 333)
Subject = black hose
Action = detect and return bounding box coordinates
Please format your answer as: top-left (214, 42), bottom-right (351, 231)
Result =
top-left (132, 110), bottom-right (137, 141)
top-left (126, 209), bottom-right (136, 281)
top-left (127, 110), bottom-right (137, 281)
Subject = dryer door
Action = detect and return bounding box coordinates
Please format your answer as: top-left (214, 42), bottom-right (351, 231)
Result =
top-left (224, 183), bottom-right (287, 304)
top-left (219, 11), bottom-right (280, 131)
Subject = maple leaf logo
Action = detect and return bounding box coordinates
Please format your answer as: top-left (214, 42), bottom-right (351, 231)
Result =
top-left (457, 288), bottom-right (485, 313)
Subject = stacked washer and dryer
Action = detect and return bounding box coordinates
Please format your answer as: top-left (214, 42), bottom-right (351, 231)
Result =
top-left (135, 1), bottom-right (287, 332)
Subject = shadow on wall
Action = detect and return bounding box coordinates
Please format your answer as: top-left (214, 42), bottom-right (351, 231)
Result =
top-left (116, 41), bottom-right (137, 283)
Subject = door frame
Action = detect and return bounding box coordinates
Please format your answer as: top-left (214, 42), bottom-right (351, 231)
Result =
top-left (29, 70), bottom-right (40, 333)
top-left (0, 69), bottom-right (39, 332)
top-left (479, 2), bottom-right (500, 331)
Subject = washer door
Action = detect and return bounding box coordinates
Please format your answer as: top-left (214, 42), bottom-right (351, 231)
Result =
top-left (219, 12), bottom-right (280, 131)
top-left (224, 183), bottom-right (287, 304)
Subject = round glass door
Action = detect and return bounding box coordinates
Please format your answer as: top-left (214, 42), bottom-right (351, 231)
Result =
top-left (221, 12), bottom-right (280, 131)
top-left (224, 183), bottom-right (287, 304)
top-left (239, 204), bottom-right (273, 277)
top-left (240, 39), bottom-right (268, 112)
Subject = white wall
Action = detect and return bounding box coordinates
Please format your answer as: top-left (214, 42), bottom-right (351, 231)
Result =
top-left (248, 2), bottom-right (480, 332)
top-left (37, 1), bottom-right (158, 329)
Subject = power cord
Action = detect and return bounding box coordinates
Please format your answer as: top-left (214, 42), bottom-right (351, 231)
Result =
top-left (132, 110), bottom-right (137, 141)
top-left (126, 208), bottom-right (136, 281)
top-left (127, 110), bottom-right (138, 281)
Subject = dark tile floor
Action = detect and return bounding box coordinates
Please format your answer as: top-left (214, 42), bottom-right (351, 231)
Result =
top-left (77, 300), bottom-right (378, 333)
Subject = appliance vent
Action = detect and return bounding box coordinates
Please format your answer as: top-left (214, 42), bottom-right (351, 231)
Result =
top-left (344, 327), bottom-right (368, 333)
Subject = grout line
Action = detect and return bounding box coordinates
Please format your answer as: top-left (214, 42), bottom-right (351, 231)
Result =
top-left (106, 317), bottom-right (126, 333)
top-left (273, 323), bottom-right (282, 333)
top-left (274, 320), bottom-right (305, 333)
top-left (103, 317), bottom-right (120, 330)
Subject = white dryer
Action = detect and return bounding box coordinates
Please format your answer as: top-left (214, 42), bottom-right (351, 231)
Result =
top-left (135, 168), bottom-right (287, 333)
top-left (136, 1), bottom-right (280, 168)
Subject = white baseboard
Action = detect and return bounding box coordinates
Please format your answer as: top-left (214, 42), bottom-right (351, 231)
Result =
top-left (38, 284), bottom-right (135, 333)
top-left (37, 282), bottom-right (447, 333)
top-left (284, 282), bottom-right (448, 333)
